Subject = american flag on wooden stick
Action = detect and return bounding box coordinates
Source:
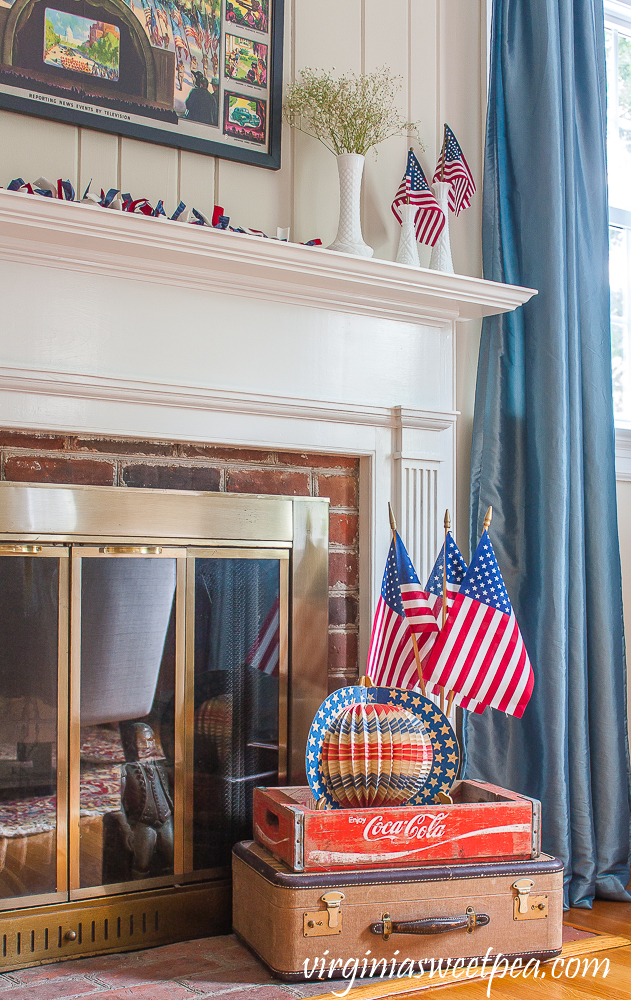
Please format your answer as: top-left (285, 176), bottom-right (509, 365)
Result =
top-left (392, 150), bottom-right (445, 247)
top-left (422, 529), bottom-right (534, 718)
top-left (367, 531), bottom-right (439, 689)
top-left (245, 596), bottom-right (280, 677)
top-left (425, 533), bottom-right (468, 620)
top-left (433, 125), bottom-right (476, 216)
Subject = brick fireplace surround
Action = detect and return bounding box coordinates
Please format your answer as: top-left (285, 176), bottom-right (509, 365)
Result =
top-left (0, 430), bottom-right (360, 690)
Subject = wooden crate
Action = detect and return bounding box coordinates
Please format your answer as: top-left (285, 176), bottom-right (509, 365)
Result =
top-left (253, 779), bottom-right (540, 872)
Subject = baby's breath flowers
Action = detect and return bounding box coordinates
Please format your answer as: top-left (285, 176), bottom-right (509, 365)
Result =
top-left (283, 67), bottom-right (423, 156)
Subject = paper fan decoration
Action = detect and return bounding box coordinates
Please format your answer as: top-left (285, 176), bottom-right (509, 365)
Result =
top-left (306, 685), bottom-right (459, 809)
top-left (321, 702), bottom-right (433, 808)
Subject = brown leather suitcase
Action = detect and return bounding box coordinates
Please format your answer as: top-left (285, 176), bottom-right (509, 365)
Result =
top-left (232, 841), bottom-right (563, 982)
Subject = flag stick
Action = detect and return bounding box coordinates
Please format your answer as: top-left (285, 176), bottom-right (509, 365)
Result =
top-left (388, 502), bottom-right (426, 697)
top-left (440, 124), bottom-right (446, 182)
top-left (438, 509), bottom-right (450, 713)
top-left (446, 689), bottom-right (456, 716)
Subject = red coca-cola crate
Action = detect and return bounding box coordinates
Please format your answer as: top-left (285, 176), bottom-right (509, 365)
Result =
top-left (253, 779), bottom-right (540, 872)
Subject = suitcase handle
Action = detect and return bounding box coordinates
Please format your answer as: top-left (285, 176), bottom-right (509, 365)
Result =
top-left (371, 906), bottom-right (490, 940)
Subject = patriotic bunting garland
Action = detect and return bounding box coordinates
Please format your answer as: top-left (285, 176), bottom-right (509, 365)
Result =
top-left (4, 177), bottom-right (322, 245)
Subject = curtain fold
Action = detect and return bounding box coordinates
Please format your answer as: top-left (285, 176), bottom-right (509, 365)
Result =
top-left (465, 0), bottom-right (631, 908)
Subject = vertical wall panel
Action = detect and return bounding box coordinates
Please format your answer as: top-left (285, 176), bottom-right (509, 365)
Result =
top-left (362, 0), bottom-right (409, 263)
top-left (178, 151), bottom-right (216, 220)
top-left (78, 130), bottom-right (119, 199)
top-left (292, 0), bottom-right (362, 244)
top-left (216, 0), bottom-right (294, 236)
top-left (119, 137), bottom-right (179, 212)
top-left (0, 111), bottom-right (78, 189)
top-left (410, 0), bottom-right (440, 269)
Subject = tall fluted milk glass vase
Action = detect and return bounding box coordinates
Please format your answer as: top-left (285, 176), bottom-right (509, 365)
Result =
top-left (328, 153), bottom-right (373, 258)
top-left (429, 180), bottom-right (454, 273)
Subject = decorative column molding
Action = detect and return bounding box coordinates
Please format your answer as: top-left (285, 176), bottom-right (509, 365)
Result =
top-left (392, 406), bottom-right (457, 581)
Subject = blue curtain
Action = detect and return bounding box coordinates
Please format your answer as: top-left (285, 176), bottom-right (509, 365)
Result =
top-left (465, 0), bottom-right (631, 907)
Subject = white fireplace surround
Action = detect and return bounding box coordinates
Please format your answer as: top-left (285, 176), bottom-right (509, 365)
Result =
top-left (0, 188), bottom-right (535, 667)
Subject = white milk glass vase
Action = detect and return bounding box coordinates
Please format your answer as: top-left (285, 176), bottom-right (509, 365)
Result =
top-left (429, 180), bottom-right (454, 273)
top-left (327, 153), bottom-right (373, 258)
top-left (395, 203), bottom-right (420, 266)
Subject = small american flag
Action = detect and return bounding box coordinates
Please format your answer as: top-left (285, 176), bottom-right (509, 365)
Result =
top-left (367, 531), bottom-right (439, 689)
top-left (422, 529), bottom-right (534, 718)
top-left (392, 150), bottom-right (445, 247)
top-left (245, 596), bottom-right (279, 677)
top-left (425, 532), bottom-right (468, 620)
top-left (433, 125), bottom-right (476, 216)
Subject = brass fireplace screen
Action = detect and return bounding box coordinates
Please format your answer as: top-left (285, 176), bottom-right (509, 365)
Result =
top-left (0, 483), bottom-right (328, 927)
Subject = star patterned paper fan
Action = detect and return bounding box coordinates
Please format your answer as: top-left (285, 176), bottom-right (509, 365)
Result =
top-left (306, 685), bottom-right (460, 809)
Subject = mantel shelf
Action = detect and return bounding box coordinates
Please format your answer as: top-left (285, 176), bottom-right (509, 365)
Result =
top-left (0, 188), bottom-right (536, 325)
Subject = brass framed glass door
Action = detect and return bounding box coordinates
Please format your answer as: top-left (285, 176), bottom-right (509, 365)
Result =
top-left (0, 545), bottom-right (68, 910)
top-left (185, 549), bottom-right (289, 874)
top-left (69, 546), bottom-right (186, 900)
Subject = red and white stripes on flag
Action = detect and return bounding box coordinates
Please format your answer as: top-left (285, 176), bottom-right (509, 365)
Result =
top-left (245, 596), bottom-right (279, 677)
top-left (422, 530), bottom-right (534, 718)
top-left (367, 532), bottom-right (439, 690)
top-left (433, 124), bottom-right (476, 217)
top-left (391, 150), bottom-right (445, 247)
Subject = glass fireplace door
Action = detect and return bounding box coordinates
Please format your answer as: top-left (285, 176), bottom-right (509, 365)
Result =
top-left (185, 549), bottom-right (288, 874)
top-left (0, 545), bottom-right (68, 909)
top-left (69, 546), bottom-right (186, 898)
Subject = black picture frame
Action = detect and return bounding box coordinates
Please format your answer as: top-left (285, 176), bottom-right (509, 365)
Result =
top-left (0, 0), bottom-right (284, 170)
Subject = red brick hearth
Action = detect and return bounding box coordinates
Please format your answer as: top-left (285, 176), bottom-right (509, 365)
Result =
top-left (0, 431), bottom-right (359, 690)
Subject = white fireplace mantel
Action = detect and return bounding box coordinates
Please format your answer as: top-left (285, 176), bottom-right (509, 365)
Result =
top-left (0, 187), bottom-right (536, 666)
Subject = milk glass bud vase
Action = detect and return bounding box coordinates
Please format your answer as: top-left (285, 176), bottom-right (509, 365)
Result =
top-left (429, 180), bottom-right (454, 273)
top-left (395, 203), bottom-right (420, 267)
top-left (327, 153), bottom-right (373, 258)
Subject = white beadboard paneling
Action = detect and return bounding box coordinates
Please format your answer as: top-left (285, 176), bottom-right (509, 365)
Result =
top-left (362, 0), bottom-right (409, 261)
top-left (292, 0), bottom-right (362, 245)
top-left (440, 0), bottom-right (483, 280)
top-left (215, 128), bottom-right (292, 234)
top-left (178, 151), bottom-right (216, 220)
top-left (0, 111), bottom-right (78, 189)
top-left (119, 137), bottom-right (179, 213)
top-left (78, 129), bottom-right (119, 199)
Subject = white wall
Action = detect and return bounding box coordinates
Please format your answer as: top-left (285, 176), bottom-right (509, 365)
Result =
top-left (0, 0), bottom-right (485, 542)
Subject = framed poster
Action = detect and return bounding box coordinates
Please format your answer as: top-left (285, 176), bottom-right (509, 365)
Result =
top-left (0, 0), bottom-right (283, 168)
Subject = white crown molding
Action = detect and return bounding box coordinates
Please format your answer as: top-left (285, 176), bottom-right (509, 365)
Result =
top-left (0, 366), bottom-right (457, 435)
top-left (0, 189), bottom-right (536, 326)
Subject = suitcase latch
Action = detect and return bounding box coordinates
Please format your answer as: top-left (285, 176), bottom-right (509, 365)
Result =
top-left (512, 878), bottom-right (548, 920)
top-left (303, 891), bottom-right (345, 937)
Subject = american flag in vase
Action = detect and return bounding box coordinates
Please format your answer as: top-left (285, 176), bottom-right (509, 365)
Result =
top-left (433, 124), bottom-right (476, 216)
top-left (422, 529), bottom-right (534, 718)
top-left (367, 531), bottom-right (439, 690)
top-left (391, 150), bottom-right (445, 247)
top-left (245, 596), bottom-right (280, 677)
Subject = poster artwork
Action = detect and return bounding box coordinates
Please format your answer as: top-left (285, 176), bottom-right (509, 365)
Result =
top-left (0, 0), bottom-right (281, 166)
top-left (223, 91), bottom-right (265, 143)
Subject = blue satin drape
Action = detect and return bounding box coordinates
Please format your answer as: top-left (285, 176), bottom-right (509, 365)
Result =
top-left (465, 0), bottom-right (631, 907)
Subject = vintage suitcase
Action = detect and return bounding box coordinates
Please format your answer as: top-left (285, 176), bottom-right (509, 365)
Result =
top-left (233, 841), bottom-right (563, 982)
top-left (253, 780), bottom-right (541, 871)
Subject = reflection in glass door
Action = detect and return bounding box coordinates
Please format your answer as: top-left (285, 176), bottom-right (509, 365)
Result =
top-left (186, 550), bottom-right (288, 872)
top-left (0, 547), bottom-right (68, 907)
top-left (70, 548), bottom-right (185, 896)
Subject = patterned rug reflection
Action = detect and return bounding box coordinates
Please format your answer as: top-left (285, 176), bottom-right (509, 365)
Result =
top-left (0, 726), bottom-right (124, 838)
